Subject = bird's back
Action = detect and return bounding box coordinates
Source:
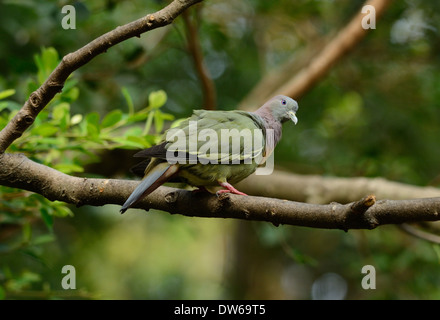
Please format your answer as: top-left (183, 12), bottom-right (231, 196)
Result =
top-left (165, 109), bottom-right (267, 165)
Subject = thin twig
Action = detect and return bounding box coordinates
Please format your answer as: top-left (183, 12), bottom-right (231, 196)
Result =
top-left (399, 223), bottom-right (440, 244)
top-left (182, 8), bottom-right (217, 110)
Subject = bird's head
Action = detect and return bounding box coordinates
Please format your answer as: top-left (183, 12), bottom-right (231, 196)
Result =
top-left (264, 95), bottom-right (299, 125)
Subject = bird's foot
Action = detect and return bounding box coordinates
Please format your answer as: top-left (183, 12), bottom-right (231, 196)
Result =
top-left (216, 182), bottom-right (248, 196)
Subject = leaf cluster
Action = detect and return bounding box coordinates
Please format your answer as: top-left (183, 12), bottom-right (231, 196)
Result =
top-left (0, 47), bottom-right (175, 298)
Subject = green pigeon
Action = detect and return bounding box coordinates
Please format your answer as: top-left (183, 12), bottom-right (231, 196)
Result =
top-left (120, 95), bottom-right (298, 213)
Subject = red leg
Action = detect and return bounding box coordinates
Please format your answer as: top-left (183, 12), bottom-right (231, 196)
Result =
top-left (217, 181), bottom-right (248, 196)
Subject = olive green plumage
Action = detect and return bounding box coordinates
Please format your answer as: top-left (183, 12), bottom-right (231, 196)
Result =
top-left (120, 95), bottom-right (298, 213)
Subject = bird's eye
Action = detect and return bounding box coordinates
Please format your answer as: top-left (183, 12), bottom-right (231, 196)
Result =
top-left (281, 99), bottom-right (287, 105)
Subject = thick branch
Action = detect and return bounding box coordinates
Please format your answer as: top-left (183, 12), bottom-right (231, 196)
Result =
top-left (1, 153), bottom-right (439, 231)
top-left (0, 0), bottom-right (203, 153)
top-left (1, 0), bottom-right (437, 233)
top-left (237, 171), bottom-right (440, 204)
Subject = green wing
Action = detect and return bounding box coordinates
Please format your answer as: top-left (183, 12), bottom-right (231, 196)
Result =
top-left (164, 110), bottom-right (266, 165)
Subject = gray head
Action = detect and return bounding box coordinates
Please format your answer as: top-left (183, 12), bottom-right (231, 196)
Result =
top-left (258, 95), bottom-right (299, 125)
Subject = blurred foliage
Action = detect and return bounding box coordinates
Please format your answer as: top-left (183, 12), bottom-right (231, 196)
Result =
top-left (1, 0), bottom-right (440, 299)
top-left (0, 46), bottom-right (173, 298)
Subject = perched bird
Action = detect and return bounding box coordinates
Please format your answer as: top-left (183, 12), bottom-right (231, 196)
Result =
top-left (120, 95), bottom-right (299, 213)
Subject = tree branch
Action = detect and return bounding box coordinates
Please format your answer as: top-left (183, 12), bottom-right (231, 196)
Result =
top-left (1, 153), bottom-right (440, 231)
top-left (2, 0), bottom-right (439, 233)
top-left (237, 170), bottom-right (440, 203)
top-left (182, 8), bottom-right (217, 110)
top-left (398, 223), bottom-right (440, 244)
top-left (0, 0), bottom-right (203, 153)
top-left (240, 0), bottom-right (393, 110)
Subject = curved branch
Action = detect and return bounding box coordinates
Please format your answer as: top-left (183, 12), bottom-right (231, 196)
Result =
top-left (240, 0), bottom-right (393, 110)
top-left (0, 0), bottom-right (203, 153)
top-left (1, 153), bottom-right (439, 231)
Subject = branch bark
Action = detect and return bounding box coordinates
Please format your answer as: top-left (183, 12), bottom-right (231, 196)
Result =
top-left (1, 153), bottom-right (440, 231)
top-left (0, 0), bottom-right (203, 154)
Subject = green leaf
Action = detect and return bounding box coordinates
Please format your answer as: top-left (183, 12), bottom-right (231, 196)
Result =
top-left (101, 109), bottom-right (123, 128)
top-left (35, 110), bottom-right (49, 123)
top-left (148, 90), bottom-right (167, 109)
top-left (85, 112), bottom-right (100, 137)
top-left (154, 110), bottom-right (165, 133)
top-left (52, 102), bottom-right (70, 121)
top-left (0, 100), bottom-right (22, 112)
top-left (0, 89), bottom-right (15, 100)
top-left (31, 123), bottom-right (59, 137)
top-left (122, 87), bottom-right (134, 115)
top-left (86, 112), bottom-right (100, 127)
top-left (53, 163), bottom-right (84, 174)
top-left (32, 234), bottom-right (55, 246)
top-left (160, 112), bottom-right (174, 121)
top-left (43, 148), bottom-right (62, 164)
top-left (63, 78), bottom-right (79, 92)
top-left (126, 136), bottom-right (152, 148)
top-left (30, 137), bottom-right (64, 147)
top-left (26, 79), bottom-right (39, 97)
top-left (7, 110), bottom-right (18, 121)
top-left (87, 124), bottom-right (100, 138)
top-left (110, 137), bottom-right (146, 149)
top-left (40, 207), bottom-right (53, 230)
top-left (0, 102), bottom-right (12, 113)
top-left (143, 134), bottom-right (157, 146)
top-left (22, 222), bottom-right (32, 243)
top-left (124, 126), bottom-right (143, 137)
top-left (52, 202), bottom-right (74, 217)
top-left (152, 110), bottom-right (174, 133)
top-left (62, 86), bottom-right (80, 103)
top-left (127, 112), bottom-right (150, 123)
top-left (7, 271), bottom-right (41, 291)
top-left (143, 110), bottom-right (155, 135)
top-left (34, 47), bottom-right (60, 85)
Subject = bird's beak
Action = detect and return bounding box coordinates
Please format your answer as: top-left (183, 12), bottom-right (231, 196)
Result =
top-left (288, 111), bottom-right (298, 125)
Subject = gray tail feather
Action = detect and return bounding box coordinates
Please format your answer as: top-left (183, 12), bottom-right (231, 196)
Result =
top-left (120, 164), bottom-right (171, 214)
